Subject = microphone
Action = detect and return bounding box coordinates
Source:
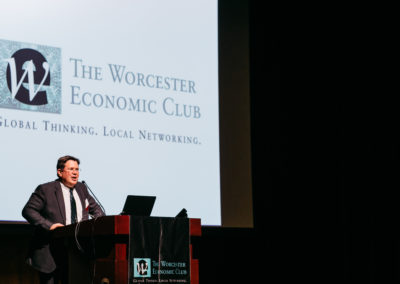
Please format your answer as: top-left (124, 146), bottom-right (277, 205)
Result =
top-left (81, 180), bottom-right (106, 215)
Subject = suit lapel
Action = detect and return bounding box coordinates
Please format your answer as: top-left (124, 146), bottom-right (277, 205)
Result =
top-left (54, 181), bottom-right (66, 225)
top-left (75, 183), bottom-right (89, 221)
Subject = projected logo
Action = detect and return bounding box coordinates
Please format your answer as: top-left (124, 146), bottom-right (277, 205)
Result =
top-left (0, 39), bottom-right (61, 113)
top-left (133, 258), bottom-right (151, 278)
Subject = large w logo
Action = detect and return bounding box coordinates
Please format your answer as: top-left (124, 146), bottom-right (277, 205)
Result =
top-left (5, 48), bottom-right (50, 105)
top-left (136, 259), bottom-right (149, 275)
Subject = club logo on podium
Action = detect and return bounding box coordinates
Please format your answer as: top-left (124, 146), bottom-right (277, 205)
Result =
top-left (0, 38), bottom-right (61, 113)
top-left (133, 258), bottom-right (151, 278)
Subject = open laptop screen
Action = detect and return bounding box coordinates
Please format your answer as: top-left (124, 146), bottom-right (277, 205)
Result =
top-left (121, 195), bottom-right (156, 216)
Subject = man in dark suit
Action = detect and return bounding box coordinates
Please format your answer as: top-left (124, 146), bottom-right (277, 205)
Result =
top-left (22, 155), bottom-right (105, 284)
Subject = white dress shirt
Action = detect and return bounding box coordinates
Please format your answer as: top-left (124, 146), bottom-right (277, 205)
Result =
top-left (60, 182), bottom-right (83, 225)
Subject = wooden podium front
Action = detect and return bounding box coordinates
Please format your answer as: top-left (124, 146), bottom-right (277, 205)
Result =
top-left (52, 215), bottom-right (201, 284)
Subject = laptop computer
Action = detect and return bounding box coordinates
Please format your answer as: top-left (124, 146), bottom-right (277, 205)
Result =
top-left (121, 195), bottom-right (156, 216)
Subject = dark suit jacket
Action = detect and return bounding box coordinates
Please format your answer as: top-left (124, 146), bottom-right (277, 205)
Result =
top-left (22, 180), bottom-right (105, 273)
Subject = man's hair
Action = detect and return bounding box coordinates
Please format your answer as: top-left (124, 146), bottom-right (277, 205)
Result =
top-left (56, 155), bottom-right (80, 177)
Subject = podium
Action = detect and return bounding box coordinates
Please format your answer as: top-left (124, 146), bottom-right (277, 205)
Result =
top-left (52, 215), bottom-right (201, 284)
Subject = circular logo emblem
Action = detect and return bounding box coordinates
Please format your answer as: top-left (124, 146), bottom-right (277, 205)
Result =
top-left (6, 48), bottom-right (50, 105)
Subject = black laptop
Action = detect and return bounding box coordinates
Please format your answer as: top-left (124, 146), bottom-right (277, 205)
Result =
top-left (121, 195), bottom-right (156, 216)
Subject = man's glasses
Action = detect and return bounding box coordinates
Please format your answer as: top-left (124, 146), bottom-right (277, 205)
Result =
top-left (63, 168), bottom-right (81, 173)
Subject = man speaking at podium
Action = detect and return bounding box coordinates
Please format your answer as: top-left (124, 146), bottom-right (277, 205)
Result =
top-left (22, 155), bottom-right (105, 284)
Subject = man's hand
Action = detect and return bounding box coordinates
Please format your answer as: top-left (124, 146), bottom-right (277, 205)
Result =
top-left (50, 223), bottom-right (64, 230)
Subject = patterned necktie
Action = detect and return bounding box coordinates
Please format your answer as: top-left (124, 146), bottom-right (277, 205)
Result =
top-left (70, 188), bottom-right (77, 224)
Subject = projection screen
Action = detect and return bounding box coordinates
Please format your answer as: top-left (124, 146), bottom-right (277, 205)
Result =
top-left (0, 0), bottom-right (221, 225)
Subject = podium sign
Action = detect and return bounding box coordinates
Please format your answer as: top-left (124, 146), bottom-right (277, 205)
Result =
top-left (129, 217), bottom-right (190, 283)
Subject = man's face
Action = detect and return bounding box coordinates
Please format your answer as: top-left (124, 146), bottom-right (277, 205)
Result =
top-left (58, 160), bottom-right (79, 188)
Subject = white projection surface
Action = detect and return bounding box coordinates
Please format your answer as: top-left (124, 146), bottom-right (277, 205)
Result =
top-left (0, 0), bottom-right (220, 225)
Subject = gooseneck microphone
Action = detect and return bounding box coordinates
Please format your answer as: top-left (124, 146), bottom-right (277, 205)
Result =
top-left (81, 180), bottom-right (106, 215)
